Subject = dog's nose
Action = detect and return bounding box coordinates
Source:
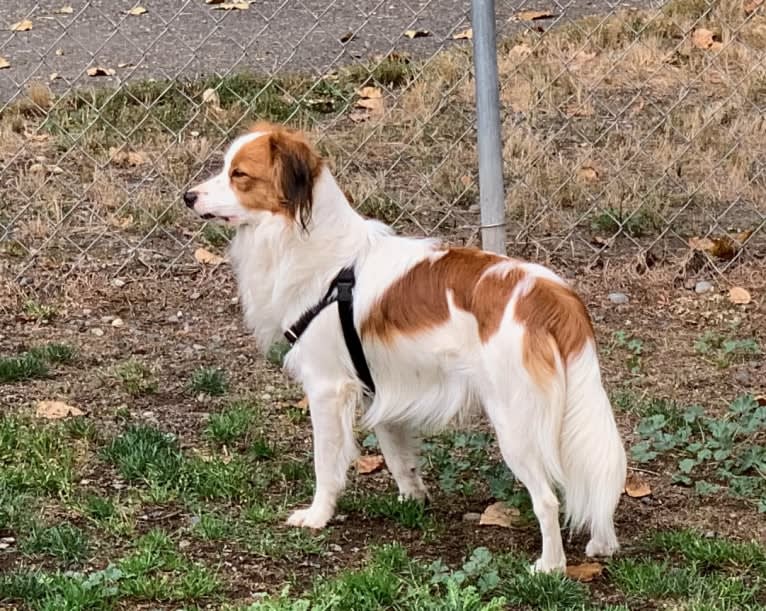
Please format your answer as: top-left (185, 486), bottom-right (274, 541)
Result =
top-left (183, 191), bottom-right (198, 208)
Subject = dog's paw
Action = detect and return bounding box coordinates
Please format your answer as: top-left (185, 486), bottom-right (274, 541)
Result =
top-left (286, 506), bottom-right (332, 530)
top-left (530, 556), bottom-right (566, 574)
top-left (586, 538), bottom-right (619, 558)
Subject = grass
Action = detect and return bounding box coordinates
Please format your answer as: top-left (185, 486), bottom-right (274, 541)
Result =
top-left (0, 343), bottom-right (75, 383)
top-left (20, 524), bottom-right (89, 565)
top-left (204, 402), bottom-right (257, 445)
top-left (188, 367), bottom-right (228, 396)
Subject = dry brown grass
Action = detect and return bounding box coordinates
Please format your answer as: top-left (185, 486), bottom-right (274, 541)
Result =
top-left (1, 0), bottom-right (765, 289)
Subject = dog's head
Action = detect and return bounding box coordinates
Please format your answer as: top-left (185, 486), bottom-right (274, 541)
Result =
top-left (183, 122), bottom-right (322, 229)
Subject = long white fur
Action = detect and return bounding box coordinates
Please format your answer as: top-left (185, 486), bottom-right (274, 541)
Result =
top-left (187, 131), bottom-right (627, 573)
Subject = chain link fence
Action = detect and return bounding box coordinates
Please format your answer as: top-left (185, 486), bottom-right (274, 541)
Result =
top-left (1, 0), bottom-right (765, 298)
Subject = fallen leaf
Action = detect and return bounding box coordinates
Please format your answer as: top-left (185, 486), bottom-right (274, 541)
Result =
top-left (211, 1), bottom-right (250, 9)
top-left (459, 175), bottom-right (473, 187)
top-left (194, 247), bottom-right (224, 266)
top-left (202, 88), bottom-right (220, 106)
top-left (0, 57), bottom-right (9, 70)
top-left (404, 29), bottom-right (430, 39)
top-left (356, 98), bottom-right (384, 113)
top-left (728, 287), bottom-right (751, 305)
top-left (755, 395), bottom-right (766, 406)
top-left (691, 28), bottom-right (720, 50)
top-left (566, 562), bottom-right (603, 582)
top-left (339, 31), bottom-right (356, 43)
top-left (87, 66), bottom-right (116, 77)
top-left (453, 28), bottom-right (473, 40)
top-left (358, 86), bottom-right (382, 99)
top-left (109, 147), bottom-right (147, 167)
top-left (127, 6), bottom-right (148, 16)
top-left (688, 233), bottom-right (749, 260)
top-left (117, 62), bottom-right (133, 69)
top-left (507, 43), bottom-right (533, 60)
top-left (479, 502), bottom-right (521, 528)
top-left (297, 395), bottom-right (309, 409)
top-left (49, 72), bottom-right (60, 81)
top-left (56, 6), bottom-right (74, 14)
top-left (624, 474), bottom-right (651, 498)
top-left (515, 10), bottom-right (555, 21)
top-left (36, 400), bottom-right (84, 419)
top-left (55, 48), bottom-right (65, 56)
top-left (10, 19), bottom-right (33, 32)
top-left (355, 455), bottom-right (385, 474)
top-left (577, 165), bottom-right (599, 182)
top-left (744, 0), bottom-right (764, 13)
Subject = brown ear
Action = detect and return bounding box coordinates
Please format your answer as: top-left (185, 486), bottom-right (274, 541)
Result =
top-left (269, 131), bottom-right (322, 230)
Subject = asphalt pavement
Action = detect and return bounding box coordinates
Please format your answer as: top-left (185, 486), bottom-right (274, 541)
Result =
top-left (0, 0), bottom-right (643, 103)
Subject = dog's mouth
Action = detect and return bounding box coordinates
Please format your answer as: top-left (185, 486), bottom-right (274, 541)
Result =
top-left (200, 213), bottom-right (239, 224)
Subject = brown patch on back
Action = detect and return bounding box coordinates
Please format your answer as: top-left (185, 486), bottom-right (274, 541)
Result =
top-left (361, 247), bottom-right (523, 343)
top-left (515, 278), bottom-right (594, 388)
top-left (230, 123), bottom-right (322, 228)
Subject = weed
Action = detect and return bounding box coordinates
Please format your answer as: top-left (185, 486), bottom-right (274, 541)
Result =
top-left (22, 300), bottom-right (57, 321)
top-left (80, 493), bottom-right (118, 522)
top-left (188, 367), bottom-right (228, 396)
top-left (114, 359), bottom-right (159, 395)
top-left (203, 223), bottom-right (234, 248)
top-left (695, 331), bottom-right (760, 368)
top-left (632, 395), bottom-right (766, 508)
top-left (610, 331), bottom-right (644, 374)
top-left (649, 529), bottom-right (766, 571)
top-left (421, 431), bottom-right (517, 501)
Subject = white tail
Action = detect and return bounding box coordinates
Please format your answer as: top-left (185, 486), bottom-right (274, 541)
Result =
top-left (559, 341), bottom-right (627, 556)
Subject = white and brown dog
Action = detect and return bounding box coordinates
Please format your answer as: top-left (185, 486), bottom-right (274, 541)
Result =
top-left (184, 121), bottom-right (626, 573)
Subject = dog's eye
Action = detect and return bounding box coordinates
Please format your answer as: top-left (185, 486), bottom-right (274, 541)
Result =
top-left (231, 169), bottom-right (247, 179)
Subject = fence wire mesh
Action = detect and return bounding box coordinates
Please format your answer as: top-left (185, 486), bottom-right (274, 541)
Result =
top-left (1, 0), bottom-right (765, 298)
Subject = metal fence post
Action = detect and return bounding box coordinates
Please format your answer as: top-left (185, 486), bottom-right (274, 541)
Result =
top-left (471, 0), bottom-right (506, 255)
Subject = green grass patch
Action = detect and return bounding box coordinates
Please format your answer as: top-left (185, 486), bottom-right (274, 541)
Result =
top-left (188, 367), bottom-right (228, 396)
top-left (0, 352), bottom-right (49, 383)
top-left (21, 523), bottom-right (89, 565)
top-left (340, 493), bottom-right (433, 530)
top-left (204, 403), bottom-right (257, 445)
top-left (0, 343), bottom-right (76, 383)
top-left (0, 415), bottom-right (75, 498)
top-left (695, 331), bottom-right (761, 368)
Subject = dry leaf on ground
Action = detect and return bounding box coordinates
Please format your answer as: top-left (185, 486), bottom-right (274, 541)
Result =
top-left (453, 28), bottom-right (473, 40)
top-left (577, 165), bottom-right (599, 182)
top-left (358, 86), bottom-right (382, 99)
top-left (57, 6), bottom-right (74, 14)
top-left (566, 562), bottom-right (603, 582)
top-left (297, 396), bottom-right (309, 409)
top-left (691, 28), bottom-right (723, 51)
top-left (404, 29), bottom-right (430, 39)
top-left (194, 247), bottom-right (224, 266)
top-left (202, 88), bottom-right (221, 106)
top-left (127, 6), bottom-right (148, 16)
top-left (479, 502), bottom-right (521, 528)
top-left (211, 2), bottom-right (250, 9)
top-left (355, 455), bottom-right (385, 474)
top-left (87, 66), bottom-right (116, 77)
top-left (354, 86), bottom-right (385, 119)
top-left (339, 31), bottom-right (356, 43)
top-left (515, 10), bottom-right (555, 21)
top-left (109, 147), bottom-right (147, 167)
top-left (624, 474), bottom-right (651, 498)
top-left (10, 19), bottom-right (33, 32)
top-left (36, 400), bottom-right (84, 419)
top-left (688, 232), bottom-right (750, 260)
top-left (0, 57), bottom-right (9, 70)
top-left (728, 287), bottom-right (751, 305)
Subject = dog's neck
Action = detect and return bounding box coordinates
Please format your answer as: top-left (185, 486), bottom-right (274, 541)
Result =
top-left (229, 166), bottom-right (388, 350)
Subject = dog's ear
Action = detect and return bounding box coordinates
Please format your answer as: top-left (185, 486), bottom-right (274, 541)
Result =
top-left (269, 130), bottom-right (322, 231)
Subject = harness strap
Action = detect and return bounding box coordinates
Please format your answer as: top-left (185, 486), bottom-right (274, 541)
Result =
top-left (284, 267), bottom-right (376, 396)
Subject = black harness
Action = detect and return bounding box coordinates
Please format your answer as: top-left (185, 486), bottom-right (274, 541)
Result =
top-left (284, 267), bottom-right (376, 396)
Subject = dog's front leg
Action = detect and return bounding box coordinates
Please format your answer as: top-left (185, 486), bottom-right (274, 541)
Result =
top-left (286, 386), bottom-right (358, 530)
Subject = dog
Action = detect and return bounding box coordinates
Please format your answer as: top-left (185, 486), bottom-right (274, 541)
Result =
top-left (184, 121), bottom-right (627, 573)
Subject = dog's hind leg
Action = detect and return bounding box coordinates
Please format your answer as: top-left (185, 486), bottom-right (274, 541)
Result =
top-left (484, 394), bottom-right (567, 573)
top-left (374, 423), bottom-right (428, 501)
top-left (287, 383), bottom-right (359, 530)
